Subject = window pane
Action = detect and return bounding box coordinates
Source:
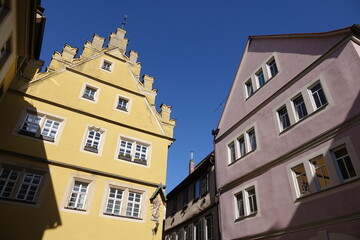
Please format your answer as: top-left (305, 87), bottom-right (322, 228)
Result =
top-left (333, 147), bottom-right (356, 180)
top-left (228, 142), bottom-right (236, 163)
top-left (293, 95), bottom-right (308, 120)
top-left (292, 164), bottom-right (310, 195)
top-left (310, 156), bottom-right (331, 189)
top-left (268, 59), bottom-right (278, 77)
top-left (278, 106), bottom-right (290, 130)
top-left (256, 70), bottom-right (265, 87)
top-left (248, 130), bottom-right (257, 151)
top-left (247, 188), bottom-right (257, 213)
top-left (236, 192), bottom-right (244, 217)
top-left (238, 137), bottom-right (246, 157)
top-left (245, 80), bottom-right (253, 97)
top-left (310, 83), bottom-right (327, 109)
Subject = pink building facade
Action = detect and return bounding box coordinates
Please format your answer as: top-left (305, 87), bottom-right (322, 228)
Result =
top-left (214, 25), bottom-right (360, 240)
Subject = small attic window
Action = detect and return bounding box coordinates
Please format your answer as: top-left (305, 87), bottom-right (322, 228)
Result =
top-left (101, 60), bottom-right (113, 72)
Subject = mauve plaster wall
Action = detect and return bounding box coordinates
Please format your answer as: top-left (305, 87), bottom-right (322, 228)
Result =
top-left (215, 35), bottom-right (360, 239)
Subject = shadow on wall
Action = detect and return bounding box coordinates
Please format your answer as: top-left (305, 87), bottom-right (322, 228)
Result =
top-left (270, 91), bottom-right (360, 240)
top-left (0, 93), bottom-right (62, 240)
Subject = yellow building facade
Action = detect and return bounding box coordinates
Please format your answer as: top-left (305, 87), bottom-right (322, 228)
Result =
top-left (0, 27), bottom-right (175, 239)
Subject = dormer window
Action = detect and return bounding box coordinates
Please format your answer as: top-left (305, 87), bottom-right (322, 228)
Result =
top-left (255, 69), bottom-right (265, 88)
top-left (267, 58), bottom-right (278, 78)
top-left (101, 60), bottom-right (113, 72)
top-left (117, 97), bottom-right (129, 111)
top-left (83, 86), bottom-right (97, 101)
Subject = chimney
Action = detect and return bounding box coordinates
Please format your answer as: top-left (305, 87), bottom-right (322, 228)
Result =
top-left (189, 151), bottom-right (194, 174)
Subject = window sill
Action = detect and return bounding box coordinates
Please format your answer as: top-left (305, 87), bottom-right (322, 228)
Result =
top-left (116, 106), bottom-right (128, 112)
top-left (118, 155), bottom-right (132, 161)
top-left (103, 213), bottom-right (142, 220)
top-left (82, 95), bottom-right (95, 101)
top-left (228, 148), bottom-right (257, 167)
top-left (84, 145), bottom-right (99, 153)
top-left (294, 176), bottom-right (359, 202)
top-left (234, 212), bottom-right (257, 222)
top-left (278, 103), bottom-right (328, 136)
top-left (18, 131), bottom-right (55, 142)
top-left (134, 158), bottom-right (147, 165)
top-left (65, 207), bottom-right (87, 212)
top-left (0, 197), bottom-right (36, 204)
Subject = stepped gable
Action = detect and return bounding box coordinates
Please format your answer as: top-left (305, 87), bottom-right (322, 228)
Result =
top-left (20, 26), bottom-right (176, 134)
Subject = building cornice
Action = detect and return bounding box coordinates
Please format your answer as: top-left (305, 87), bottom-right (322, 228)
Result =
top-left (0, 148), bottom-right (165, 189)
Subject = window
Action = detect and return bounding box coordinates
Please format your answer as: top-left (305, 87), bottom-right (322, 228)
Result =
top-left (105, 188), bottom-right (123, 215)
top-left (0, 36), bottom-right (11, 69)
top-left (67, 181), bottom-right (89, 210)
top-left (293, 95), bottom-right (308, 120)
top-left (185, 225), bottom-right (193, 240)
top-left (126, 191), bottom-right (142, 218)
top-left (310, 82), bottom-right (328, 109)
top-left (247, 129), bottom-right (257, 151)
top-left (194, 220), bottom-right (204, 240)
top-left (84, 128), bottom-right (103, 153)
top-left (267, 58), bottom-right (278, 78)
top-left (228, 142), bottom-right (236, 163)
top-left (103, 186), bottom-right (144, 219)
top-left (194, 179), bottom-right (200, 199)
top-left (238, 136), bottom-right (246, 157)
top-left (118, 138), bottom-right (150, 165)
top-left (182, 187), bottom-right (188, 207)
top-left (292, 164), bottom-right (310, 196)
top-left (332, 146), bottom-right (357, 181)
top-left (236, 192), bottom-right (245, 218)
top-left (117, 97), bottom-right (129, 111)
top-left (245, 79), bottom-right (254, 98)
top-left (235, 185), bottom-right (258, 219)
top-left (310, 156), bottom-right (331, 189)
top-left (200, 173), bottom-right (209, 196)
top-left (82, 86), bottom-right (97, 101)
top-left (278, 106), bottom-right (290, 131)
top-left (0, 167), bottom-right (44, 203)
top-left (247, 187), bottom-right (257, 214)
top-left (19, 112), bottom-right (62, 142)
top-left (256, 69), bottom-right (265, 88)
top-left (102, 60), bottom-right (112, 71)
top-left (205, 214), bottom-right (214, 240)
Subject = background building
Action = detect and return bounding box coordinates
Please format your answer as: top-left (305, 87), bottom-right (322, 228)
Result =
top-left (0, 0), bottom-right (45, 101)
top-left (164, 152), bottom-right (219, 240)
top-left (214, 25), bottom-right (360, 240)
top-left (0, 26), bottom-right (175, 239)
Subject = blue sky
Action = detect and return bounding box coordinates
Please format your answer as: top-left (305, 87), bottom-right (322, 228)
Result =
top-left (39, 0), bottom-right (360, 192)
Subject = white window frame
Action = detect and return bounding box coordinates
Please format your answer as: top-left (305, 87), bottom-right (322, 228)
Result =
top-left (101, 181), bottom-right (146, 221)
top-left (277, 105), bottom-right (291, 131)
top-left (330, 145), bottom-right (358, 182)
top-left (287, 138), bottom-right (360, 200)
top-left (80, 83), bottom-right (100, 103)
top-left (0, 165), bottom-right (45, 204)
top-left (274, 75), bottom-right (332, 135)
top-left (100, 58), bottom-right (114, 73)
top-left (308, 81), bottom-right (328, 110)
top-left (233, 183), bottom-right (259, 220)
top-left (126, 191), bottom-right (142, 218)
top-left (292, 94), bottom-right (308, 121)
top-left (83, 126), bottom-right (105, 154)
top-left (62, 176), bottom-right (94, 214)
top-left (116, 136), bottom-right (151, 166)
top-left (17, 110), bottom-right (64, 143)
top-left (104, 187), bottom-right (124, 216)
top-left (227, 126), bottom-right (258, 165)
top-left (227, 141), bottom-right (236, 164)
top-left (114, 94), bottom-right (132, 114)
top-left (244, 79), bottom-right (254, 98)
top-left (80, 124), bottom-right (106, 156)
top-left (255, 68), bottom-right (265, 89)
top-left (67, 181), bottom-right (89, 210)
top-left (266, 57), bottom-right (279, 79)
